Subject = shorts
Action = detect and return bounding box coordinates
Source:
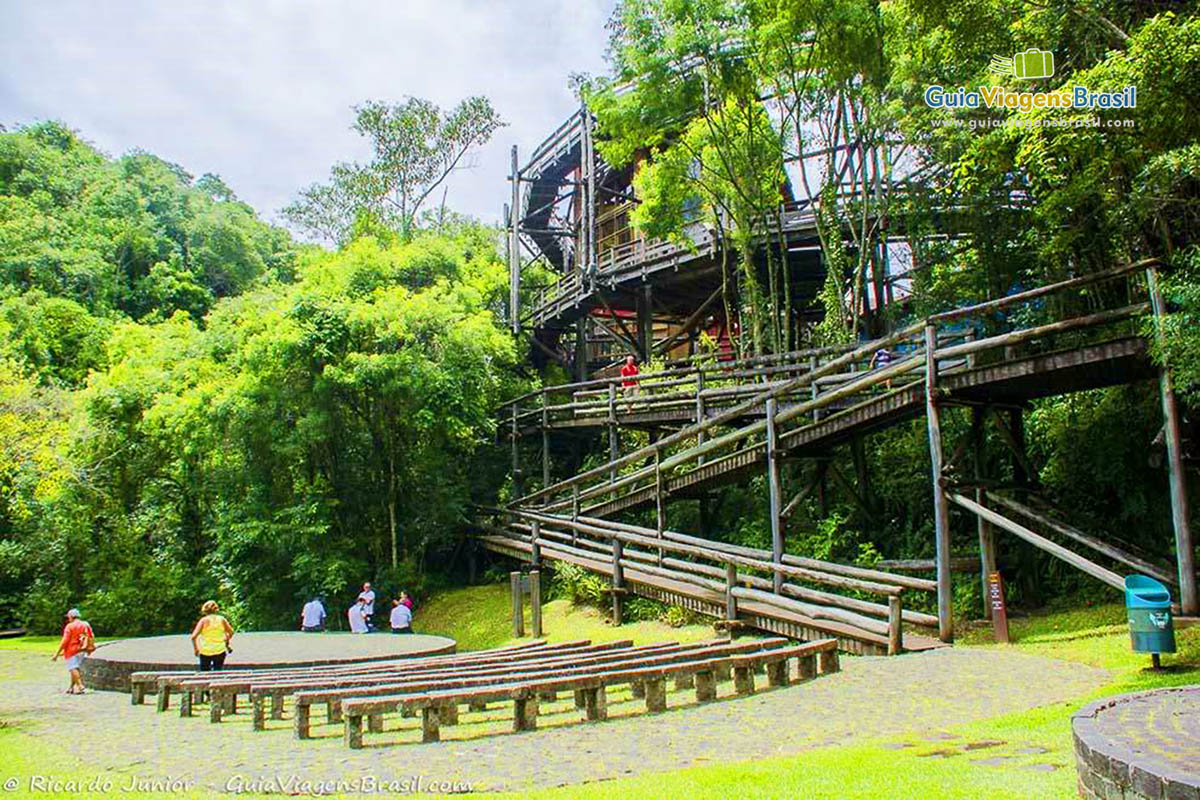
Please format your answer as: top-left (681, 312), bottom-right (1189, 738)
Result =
top-left (390, 627), bottom-right (413, 634)
top-left (198, 652), bottom-right (227, 671)
top-left (301, 626), bottom-right (324, 632)
top-left (65, 653), bottom-right (85, 670)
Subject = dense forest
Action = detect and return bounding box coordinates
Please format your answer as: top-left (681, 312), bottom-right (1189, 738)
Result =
top-left (3, 0), bottom-right (1200, 634)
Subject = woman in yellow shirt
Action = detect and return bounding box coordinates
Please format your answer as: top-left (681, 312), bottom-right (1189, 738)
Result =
top-left (189, 600), bottom-right (234, 671)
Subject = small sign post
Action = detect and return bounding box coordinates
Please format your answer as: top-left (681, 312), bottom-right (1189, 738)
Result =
top-left (987, 571), bottom-right (1010, 643)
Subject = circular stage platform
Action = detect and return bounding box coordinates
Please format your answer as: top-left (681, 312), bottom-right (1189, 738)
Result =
top-left (1073, 686), bottom-right (1200, 799)
top-left (80, 631), bottom-right (457, 692)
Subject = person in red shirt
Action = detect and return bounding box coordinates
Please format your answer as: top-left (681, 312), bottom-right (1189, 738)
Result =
top-left (619, 354), bottom-right (640, 411)
top-left (51, 608), bottom-right (94, 695)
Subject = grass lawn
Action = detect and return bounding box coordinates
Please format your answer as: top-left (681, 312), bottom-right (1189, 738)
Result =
top-left (0, 589), bottom-right (1195, 798)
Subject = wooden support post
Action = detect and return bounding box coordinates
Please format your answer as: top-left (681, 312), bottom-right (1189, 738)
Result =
top-left (695, 670), bottom-right (717, 702)
top-left (724, 562), bottom-right (738, 630)
top-left (584, 686), bottom-right (608, 721)
top-left (510, 404), bottom-right (522, 500)
top-left (795, 655), bottom-right (816, 682)
top-left (131, 683), bottom-right (144, 705)
top-left (529, 570), bottom-right (543, 638)
top-left (644, 678), bottom-right (667, 712)
top-left (513, 696), bottom-right (539, 731)
top-left (271, 689), bottom-right (285, 720)
top-left (328, 699), bottom-right (342, 723)
top-left (696, 370), bottom-right (707, 465)
top-left (810, 354), bottom-right (820, 421)
top-left (530, 519), bottom-right (541, 567)
top-left (179, 690), bottom-right (193, 718)
top-left (155, 685), bottom-right (170, 712)
top-left (510, 571), bottom-right (524, 638)
top-left (608, 383), bottom-right (618, 483)
top-left (1148, 266), bottom-right (1197, 616)
top-left (345, 713), bottom-right (364, 749)
top-left (574, 317), bottom-right (588, 382)
top-left (733, 666), bottom-right (755, 696)
top-left (252, 693), bottom-right (267, 731)
top-left (421, 707), bottom-right (440, 743)
top-left (925, 324), bottom-right (954, 643)
top-left (817, 649), bottom-right (841, 674)
top-left (293, 701), bottom-right (311, 739)
top-left (509, 145), bottom-right (520, 333)
top-left (654, 450), bottom-right (666, 566)
top-left (888, 595), bottom-right (903, 656)
top-left (766, 660), bottom-right (789, 687)
top-left (541, 395), bottom-right (551, 489)
top-left (638, 284), bottom-right (653, 361)
top-left (1007, 407), bottom-right (1041, 607)
top-left (766, 397), bottom-right (784, 593)
top-left (209, 690), bottom-right (225, 723)
top-left (972, 407), bottom-right (996, 620)
top-left (611, 538), bottom-right (625, 625)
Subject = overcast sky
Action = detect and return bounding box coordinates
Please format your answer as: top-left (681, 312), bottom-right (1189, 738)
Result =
top-left (0, 0), bottom-right (614, 230)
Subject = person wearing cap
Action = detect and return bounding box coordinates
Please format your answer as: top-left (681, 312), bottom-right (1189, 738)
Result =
top-left (357, 582), bottom-right (376, 630)
top-left (189, 600), bottom-right (234, 671)
top-left (52, 608), bottom-right (94, 694)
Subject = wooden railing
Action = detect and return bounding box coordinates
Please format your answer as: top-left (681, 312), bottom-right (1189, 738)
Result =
top-left (489, 259), bottom-right (1171, 644)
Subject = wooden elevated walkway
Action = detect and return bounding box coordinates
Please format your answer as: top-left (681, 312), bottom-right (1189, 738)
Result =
top-left (484, 259), bottom-right (1198, 654)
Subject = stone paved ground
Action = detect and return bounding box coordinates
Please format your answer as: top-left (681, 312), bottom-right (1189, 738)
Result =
top-left (1, 647), bottom-right (1109, 794)
top-left (1088, 687), bottom-right (1200, 780)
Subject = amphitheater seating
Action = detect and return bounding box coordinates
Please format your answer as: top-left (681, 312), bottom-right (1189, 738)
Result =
top-left (127, 636), bottom-right (841, 750)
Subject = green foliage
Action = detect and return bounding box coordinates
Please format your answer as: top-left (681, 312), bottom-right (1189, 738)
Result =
top-left (284, 96), bottom-right (505, 245)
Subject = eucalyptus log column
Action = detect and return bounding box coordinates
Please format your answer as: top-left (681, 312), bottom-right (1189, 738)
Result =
top-left (510, 571), bottom-right (524, 637)
top-left (611, 538), bottom-right (625, 625)
top-left (971, 407), bottom-right (996, 619)
top-left (924, 324), bottom-right (953, 642)
top-left (1148, 266), bottom-right (1198, 615)
top-left (766, 398), bottom-right (784, 593)
top-left (508, 144), bottom-right (520, 333)
top-left (510, 404), bottom-right (522, 499)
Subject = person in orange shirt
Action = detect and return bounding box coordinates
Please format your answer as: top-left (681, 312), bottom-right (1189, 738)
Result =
top-left (51, 608), bottom-right (94, 695)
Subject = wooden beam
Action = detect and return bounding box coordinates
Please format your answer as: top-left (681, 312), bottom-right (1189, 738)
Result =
top-left (948, 493), bottom-right (1125, 592)
top-left (766, 398), bottom-right (784, 593)
top-left (972, 407), bottom-right (996, 620)
top-left (653, 285), bottom-right (723, 357)
top-left (925, 325), bottom-right (953, 642)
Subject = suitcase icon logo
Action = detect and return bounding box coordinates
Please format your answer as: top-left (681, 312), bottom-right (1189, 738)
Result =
top-left (989, 49), bottom-right (1055, 80)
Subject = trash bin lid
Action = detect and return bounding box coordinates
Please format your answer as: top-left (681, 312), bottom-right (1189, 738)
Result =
top-left (1124, 574), bottom-right (1172, 608)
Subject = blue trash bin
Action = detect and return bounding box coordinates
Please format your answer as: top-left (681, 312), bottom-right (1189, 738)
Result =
top-left (1124, 574), bottom-right (1176, 654)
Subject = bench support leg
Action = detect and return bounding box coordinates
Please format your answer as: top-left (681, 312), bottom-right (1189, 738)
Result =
top-left (644, 678), bottom-right (666, 712)
top-left (695, 670), bottom-right (716, 702)
top-left (209, 691), bottom-right (224, 723)
top-left (227, 692), bottom-right (237, 715)
top-left (734, 666), bottom-right (755, 696)
top-left (438, 703), bottom-right (459, 726)
top-left (513, 697), bottom-right (539, 732)
top-left (327, 700), bottom-right (342, 724)
top-left (630, 681), bottom-right (645, 699)
top-left (345, 714), bottom-right (363, 749)
top-left (367, 713), bottom-right (383, 733)
top-left (817, 649), bottom-right (840, 675)
top-left (674, 674), bottom-right (694, 690)
top-left (294, 702), bottom-right (311, 740)
top-left (156, 685), bottom-right (171, 712)
top-left (767, 660), bottom-right (789, 687)
top-left (271, 690), bottom-right (285, 720)
top-left (796, 655), bottom-right (817, 682)
top-left (131, 684), bottom-right (144, 705)
top-left (421, 707), bottom-right (441, 743)
top-left (179, 690), bottom-right (193, 718)
top-left (252, 693), bottom-right (266, 731)
top-left (584, 687), bottom-right (607, 721)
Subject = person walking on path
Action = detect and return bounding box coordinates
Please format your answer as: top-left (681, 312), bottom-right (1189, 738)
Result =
top-left (620, 354), bottom-right (641, 411)
top-left (51, 608), bottom-right (94, 695)
top-left (357, 582), bottom-right (376, 630)
top-left (190, 601), bottom-right (233, 672)
top-left (348, 597), bottom-right (369, 634)
top-left (869, 346), bottom-right (895, 390)
top-left (300, 597), bottom-right (326, 632)
top-left (390, 598), bottom-right (413, 634)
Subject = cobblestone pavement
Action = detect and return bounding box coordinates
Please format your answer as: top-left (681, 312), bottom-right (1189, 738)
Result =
top-left (1, 647), bottom-right (1109, 794)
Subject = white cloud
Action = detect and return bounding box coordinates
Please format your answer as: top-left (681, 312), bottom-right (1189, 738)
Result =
top-left (0, 0), bottom-right (614, 229)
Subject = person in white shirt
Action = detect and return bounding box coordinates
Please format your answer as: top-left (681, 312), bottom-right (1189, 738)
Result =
top-left (300, 598), bottom-right (326, 632)
top-left (357, 583), bottom-right (376, 629)
top-left (389, 599), bottom-right (413, 634)
top-left (347, 598), bottom-right (368, 634)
